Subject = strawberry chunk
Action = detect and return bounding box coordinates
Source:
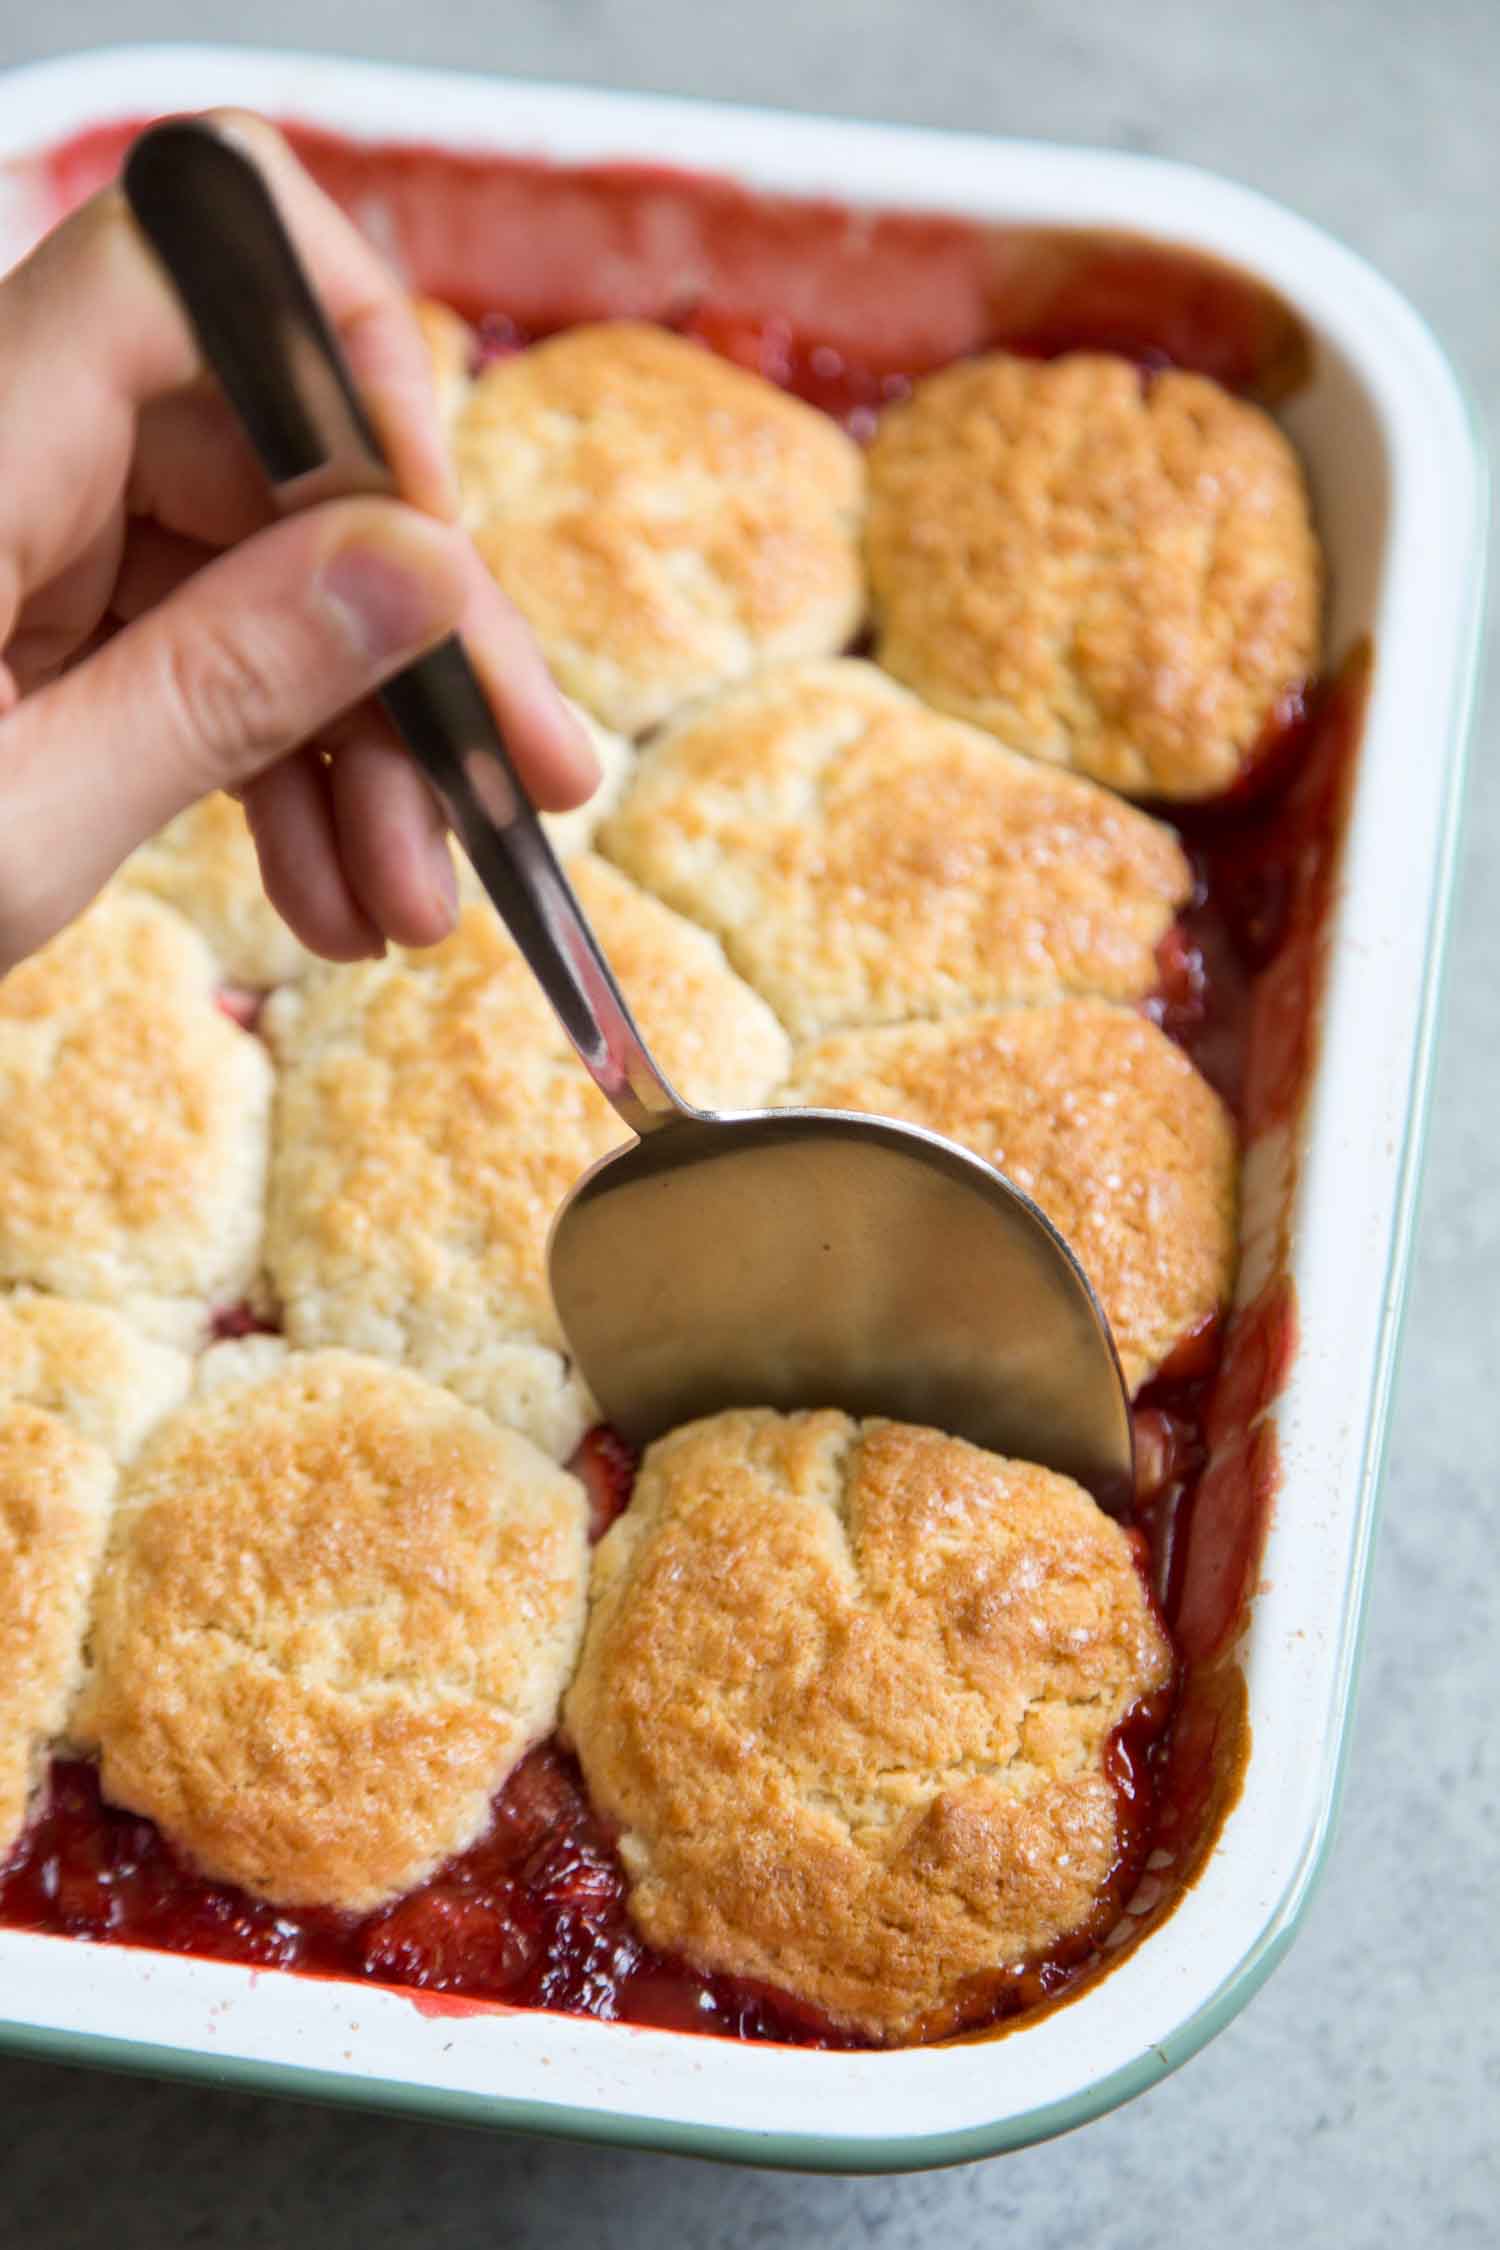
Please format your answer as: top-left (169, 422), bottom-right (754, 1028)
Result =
top-left (358, 1886), bottom-right (540, 1993)
top-left (570, 1426), bottom-right (638, 1542)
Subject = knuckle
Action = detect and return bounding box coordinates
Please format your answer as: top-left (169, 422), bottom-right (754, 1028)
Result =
top-left (158, 616), bottom-right (296, 784)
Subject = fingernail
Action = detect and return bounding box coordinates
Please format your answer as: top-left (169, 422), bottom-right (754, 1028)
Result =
top-left (561, 701), bottom-right (603, 791)
top-left (321, 532), bottom-right (459, 664)
top-left (431, 841), bottom-right (460, 932)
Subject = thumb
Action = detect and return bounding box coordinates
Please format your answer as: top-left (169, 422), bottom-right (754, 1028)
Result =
top-left (0, 498), bottom-right (466, 970)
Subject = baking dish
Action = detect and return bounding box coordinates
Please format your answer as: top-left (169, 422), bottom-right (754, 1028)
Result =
top-left (0, 42), bottom-right (1484, 2171)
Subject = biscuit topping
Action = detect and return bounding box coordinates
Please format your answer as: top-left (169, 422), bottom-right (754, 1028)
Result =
top-left (453, 322), bottom-right (866, 734)
top-left (565, 1408), bottom-right (1174, 2040)
top-left (74, 1352), bottom-right (590, 1912)
top-left (0, 895), bottom-right (272, 1345)
top-left (0, 1406), bottom-right (116, 1861)
top-left (868, 352), bottom-right (1320, 798)
top-left (600, 660), bottom-right (1192, 1038)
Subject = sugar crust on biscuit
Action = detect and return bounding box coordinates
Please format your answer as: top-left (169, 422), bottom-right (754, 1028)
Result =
top-left (867, 351), bottom-right (1321, 799)
top-left (566, 1408), bottom-right (1173, 2040)
top-left (75, 1351), bottom-right (590, 1912)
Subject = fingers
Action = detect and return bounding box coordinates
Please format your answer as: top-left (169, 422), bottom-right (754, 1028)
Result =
top-left (3, 519), bottom-right (126, 693)
top-left (0, 111), bottom-right (600, 974)
top-left (242, 628), bottom-right (594, 961)
top-left (5, 389), bottom-right (268, 684)
top-left (104, 517), bottom-right (598, 941)
top-left (0, 112), bottom-right (454, 633)
top-left (62, 515), bottom-right (597, 965)
top-left (327, 725), bottom-right (460, 950)
top-left (129, 382), bottom-right (273, 549)
top-left (243, 724), bottom-right (455, 961)
top-left (454, 544), bottom-right (602, 810)
top-left (0, 188), bottom-right (238, 629)
top-left (108, 521), bottom-right (220, 625)
top-left (106, 511), bottom-right (601, 811)
top-left (240, 750), bottom-right (385, 963)
top-left (246, 705), bottom-right (464, 959)
top-left (0, 498), bottom-right (466, 971)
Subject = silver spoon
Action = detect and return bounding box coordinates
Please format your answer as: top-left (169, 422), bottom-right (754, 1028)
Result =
top-left (124, 118), bottom-right (1135, 1510)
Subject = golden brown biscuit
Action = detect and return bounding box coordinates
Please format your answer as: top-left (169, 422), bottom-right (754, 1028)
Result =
top-left (453, 322), bottom-right (866, 735)
top-left (867, 352), bottom-right (1321, 799)
top-left (565, 1409), bottom-right (1173, 2042)
top-left (0, 1293), bottom-right (190, 1461)
top-left (74, 1350), bottom-right (589, 1912)
top-left (0, 1405), bottom-right (115, 1860)
top-left (599, 661), bottom-right (1191, 1038)
top-left (116, 793), bottom-right (314, 989)
top-left (263, 860), bottom-right (788, 1435)
top-left (0, 1295), bottom-right (188, 1853)
top-left (0, 895), bottom-right (272, 1345)
top-left (781, 1004), bottom-right (1236, 1392)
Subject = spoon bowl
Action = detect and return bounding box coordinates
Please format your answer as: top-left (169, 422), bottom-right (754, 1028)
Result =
top-left (552, 1105), bottom-right (1133, 1505)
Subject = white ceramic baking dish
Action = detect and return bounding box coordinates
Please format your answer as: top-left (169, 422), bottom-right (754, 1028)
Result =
top-left (0, 42), bottom-right (1485, 2173)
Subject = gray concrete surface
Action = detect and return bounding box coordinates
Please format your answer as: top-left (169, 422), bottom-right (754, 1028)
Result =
top-left (1, 3), bottom-right (1496, 2244)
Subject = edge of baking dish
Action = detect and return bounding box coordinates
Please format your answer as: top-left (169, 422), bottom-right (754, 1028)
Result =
top-left (0, 42), bottom-right (1487, 2172)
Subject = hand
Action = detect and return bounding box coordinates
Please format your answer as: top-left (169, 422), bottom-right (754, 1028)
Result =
top-left (0, 111), bottom-right (598, 975)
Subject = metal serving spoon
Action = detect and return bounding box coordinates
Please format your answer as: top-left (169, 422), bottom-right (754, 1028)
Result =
top-left (124, 119), bottom-right (1134, 1508)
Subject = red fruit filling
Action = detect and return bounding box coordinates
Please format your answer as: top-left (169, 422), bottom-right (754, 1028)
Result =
top-left (570, 1425), bottom-right (639, 1541)
top-left (470, 310), bottom-right (531, 371)
top-left (675, 306), bottom-right (913, 438)
top-left (209, 1302), bottom-right (281, 1342)
top-left (1, 1702), bottom-right (1171, 2049)
top-left (214, 986), bottom-right (266, 1033)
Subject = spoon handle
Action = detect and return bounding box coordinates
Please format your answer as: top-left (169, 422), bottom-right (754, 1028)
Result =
top-left (123, 116), bottom-right (690, 1141)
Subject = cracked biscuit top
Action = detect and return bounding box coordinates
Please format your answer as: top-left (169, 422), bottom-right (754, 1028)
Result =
top-left (867, 352), bottom-right (1321, 799)
top-left (564, 1408), bottom-right (1174, 2042)
top-left (0, 1294), bottom-right (190, 1463)
top-left (0, 1297), bottom-right (192, 1857)
top-left (599, 660), bottom-right (1191, 1039)
top-left (263, 862), bottom-right (789, 1442)
top-left (0, 1405), bottom-right (116, 1861)
top-left (453, 322), bottom-right (866, 735)
top-left (0, 895), bottom-right (272, 1345)
top-left (73, 1349), bottom-right (589, 1913)
top-left (780, 1003), bottom-right (1237, 1392)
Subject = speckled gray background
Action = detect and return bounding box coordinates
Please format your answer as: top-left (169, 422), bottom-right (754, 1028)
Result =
top-left (1, 4), bottom-right (1496, 2244)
